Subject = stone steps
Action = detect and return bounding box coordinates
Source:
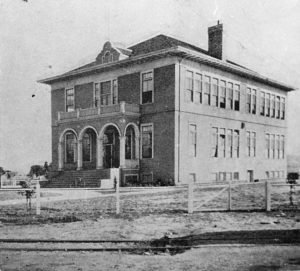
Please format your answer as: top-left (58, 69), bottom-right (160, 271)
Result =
top-left (42, 169), bottom-right (110, 188)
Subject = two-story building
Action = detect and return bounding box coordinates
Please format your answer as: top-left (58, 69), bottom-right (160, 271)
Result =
top-left (39, 22), bottom-right (294, 187)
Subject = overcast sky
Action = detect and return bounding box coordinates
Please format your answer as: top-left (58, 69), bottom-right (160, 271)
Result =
top-left (1, 0), bottom-right (300, 173)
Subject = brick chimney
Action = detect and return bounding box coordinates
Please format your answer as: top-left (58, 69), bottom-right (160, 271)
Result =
top-left (208, 21), bottom-right (224, 60)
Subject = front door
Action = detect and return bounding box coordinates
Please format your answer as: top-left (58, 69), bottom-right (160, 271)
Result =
top-left (247, 170), bottom-right (254, 182)
top-left (104, 144), bottom-right (113, 168)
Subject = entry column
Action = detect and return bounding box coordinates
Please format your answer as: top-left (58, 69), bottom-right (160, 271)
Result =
top-left (77, 139), bottom-right (82, 170)
top-left (58, 141), bottom-right (63, 171)
top-left (119, 136), bottom-right (126, 168)
top-left (97, 137), bottom-right (103, 169)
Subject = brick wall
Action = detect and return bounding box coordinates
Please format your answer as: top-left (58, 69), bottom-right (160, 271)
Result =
top-left (118, 72), bottom-right (140, 104)
top-left (75, 82), bottom-right (93, 109)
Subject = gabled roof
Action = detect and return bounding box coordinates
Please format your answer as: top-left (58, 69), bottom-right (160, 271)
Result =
top-left (38, 34), bottom-right (295, 91)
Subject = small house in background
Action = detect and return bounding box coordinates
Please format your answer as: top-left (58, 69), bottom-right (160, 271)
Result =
top-left (39, 22), bottom-right (295, 187)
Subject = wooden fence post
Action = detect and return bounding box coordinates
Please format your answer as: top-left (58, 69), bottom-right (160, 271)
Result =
top-left (115, 176), bottom-right (120, 214)
top-left (188, 179), bottom-right (194, 214)
top-left (265, 180), bottom-right (271, 211)
top-left (228, 181), bottom-right (232, 211)
top-left (36, 180), bottom-right (41, 215)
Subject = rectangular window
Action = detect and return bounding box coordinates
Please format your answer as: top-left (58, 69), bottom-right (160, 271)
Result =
top-left (251, 132), bottom-right (256, 157)
top-left (276, 135), bottom-right (280, 159)
top-left (204, 76), bottom-right (211, 105)
top-left (66, 88), bottom-right (75, 112)
top-left (265, 133), bottom-right (270, 158)
top-left (233, 130), bottom-right (239, 158)
top-left (185, 70), bottom-right (193, 102)
top-left (141, 124), bottom-right (153, 158)
top-left (276, 96), bottom-right (280, 119)
top-left (189, 124), bottom-right (197, 157)
top-left (220, 80), bottom-right (226, 109)
top-left (247, 131), bottom-right (251, 157)
top-left (100, 81), bottom-right (112, 106)
top-left (226, 129), bottom-right (233, 158)
top-left (219, 128), bottom-right (226, 158)
top-left (211, 127), bottom-right (218, 157)
top-left (271, 94), bottom-right (275, 117)
top-left (94, 83), bottom-right (100, 107)
top-left (281, 135), bottom-right (285, 158)
top-left (251, 89), bottom-right (257, 114)
top-left (226, 172), bottom-right (232, 181)
top-left (219, 172), bottom-right (226, 182)
top-left (227, 82), bottom-right (233, 110)
top-left (281, 97), bottom-right (285, 120)
top-left (195, 73), bottom-right (202, 103)
top-left (271, 134), bottom-right (275, 159)
top-left (246, 88), bottom-right (251, 113)
top-left (233, 172), bottom-right (239, 181)
top-left (260, 92), bottom-right (265, 116)
top-left (212, 78), bottom-right (219, 107)
top-left (82, 134), bottom-right (91, 162)
top-left (266, 93), bottom-right (270, 117)
top-left (141, 71), bottom-right (153, 104)
top-left (234, 84), bottom-right (240, 111)
top-left (112, 79), bottom-right (118, 104)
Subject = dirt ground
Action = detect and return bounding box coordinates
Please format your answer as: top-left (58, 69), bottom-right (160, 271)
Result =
top-left (1, 245), bottom-right (300, 271)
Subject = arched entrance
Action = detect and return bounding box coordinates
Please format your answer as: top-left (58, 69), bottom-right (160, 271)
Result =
top-left (102, 125), bottom-right (120, 168)
top-left (80, 128), bottom-right (98, 169)
top-left (58, 129), bottom-right (78, 171)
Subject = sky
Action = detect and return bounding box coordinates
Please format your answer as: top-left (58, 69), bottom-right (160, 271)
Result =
top-left (0, 0), bottom-right (300, 173)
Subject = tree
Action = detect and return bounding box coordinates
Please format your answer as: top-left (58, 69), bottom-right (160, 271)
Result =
top-left (0, 167), bottom-right (5, 175)
top-left (28, 165), bottom-right (45, 177)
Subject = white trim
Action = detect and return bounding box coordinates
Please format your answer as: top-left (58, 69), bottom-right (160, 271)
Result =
top-left (99, 123), bottom-right (121, 139)
top-left (78, 125), bottom-right (99, 140)
top-left (140, 123), bottom-right (154, 159)
top-left (59, 128), bottom-right (78, 143)
top-left (140, 69), bottom-right (154, 105)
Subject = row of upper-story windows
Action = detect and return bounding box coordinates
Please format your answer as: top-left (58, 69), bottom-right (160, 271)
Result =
top-left (63, 71), bottom-right (154, 112)
top-left (185, 70), bottom-right (240, 111)
top-left (246, 87), bottom-right (286, 119)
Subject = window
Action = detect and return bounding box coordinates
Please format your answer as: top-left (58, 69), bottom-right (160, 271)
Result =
top-left (260, 92), bottom-right (265, 116)
top-left (281, 97), bottom-right (285, 120)
top-left (219, 128), bottom-right (226, 158)
top-left (247, 131), bottom-right (251, 157)
top-left (66, 88), bottom-right (75, 112)
top-left (102, 51), bottom-right (113, 63)
top-left (219, 172), bottom-right (226, 181)
top-left (233, 172), bottom-right (239, 181)
top-left (204, 76), bottom-right (211, 105)
top-left (266, 93), bottom-right (270, 117)
top-left (271, 95), bottom-right (275, 117)
top-left (94, 83), bottom-right (100, 107)
top-left (233, 130), bottom-right (239, 158)
top-left (265, 133), bottom-right (270, 158)
top-left (220, 80), bottom-right (226, 109)
top-left (195, 73), bottom-right (202, 103)
top-left (125, 127), bottom-right (135, 159)
top-left (251, 89), bottom-right (257, 114)
top-left (185, 70), bottom-right (193, 102)
top-left (212, 78), bottom-right (219, 107)
top-left (65, 133), bottom-right (76, 163)
top-left (251, 132), bottom-right (256, 157)
top-left (142, 71), bottom-right (153, 104)
top-left (100, 81), bottom-right (112, 106)
top-left (226, 129), bottom-right (233, 158)
top-left (280, 135), bottom-right (285, 158)
top-left (141, 124), bottom-right (153, 158)
top-left (226, 172), bottom-right (232, 181)
top-left (112, 79), bottom-right (118, 104)
top-left (276, 96), bottom-right (280, 119)
top-left (271, 134), bottom-right (275, 158)
top-left (124, 174), bottom-right (139, 185)
top-left (211, 127), bottom-right (218, 157)
top-left (276, 135), bottom-right (280, 159)
top-left (189, 124), bottom-right (197, 157)
top-left (234, 84), bottom-right (240, 111)
top-left (82, 133), bottom-right (91, 162)
top-left (227, 82), bottom-right (233, 110)
top-left (246, 88), bottom-right (251, 113)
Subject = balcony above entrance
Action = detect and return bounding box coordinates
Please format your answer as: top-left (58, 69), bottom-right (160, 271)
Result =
top-left (57, 101), bottom-right (140, 123)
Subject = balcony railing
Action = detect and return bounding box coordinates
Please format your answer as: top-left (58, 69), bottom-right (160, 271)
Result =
top-left (58, 101), bottom-right (140, 121)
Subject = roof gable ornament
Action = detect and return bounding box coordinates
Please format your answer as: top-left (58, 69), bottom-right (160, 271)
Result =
top-left (96, 41), bottom-right (131, 64)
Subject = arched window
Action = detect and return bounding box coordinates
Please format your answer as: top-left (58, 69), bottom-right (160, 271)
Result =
top-left (125, 126), bottom-right (135, 159)
top-left (102, 51), bottom-right (112, 64)
top-left (65, 133), bottom-right (76, 163)
top-left (82, 133), bottom-right (91, 162)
